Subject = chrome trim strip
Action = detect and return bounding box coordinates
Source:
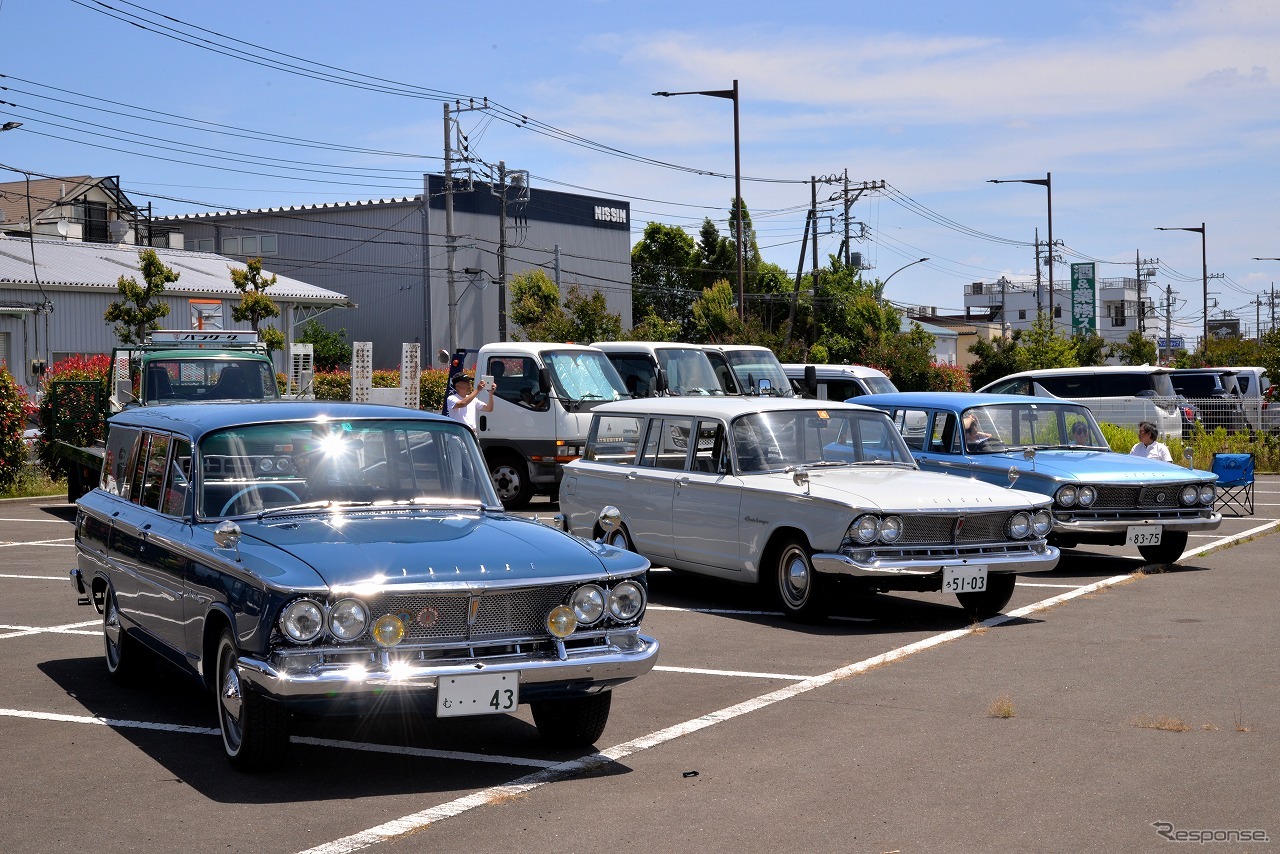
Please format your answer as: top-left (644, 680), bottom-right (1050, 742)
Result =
top-left (1053, 512), bottom-right (1222, 534)
top-left (812, 546), bottom-right (1060, 578)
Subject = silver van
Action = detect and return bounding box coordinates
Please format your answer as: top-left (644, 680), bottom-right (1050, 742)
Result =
top-left (978, 366), bottom-right (1182, 438)
top-left (1226, 366), bottom-right (1278, 432)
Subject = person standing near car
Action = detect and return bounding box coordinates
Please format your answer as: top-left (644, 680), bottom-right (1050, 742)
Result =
top-left (1130, 422), bottom-right (1174, 463)
top-left (446, 374), bottom-right (494, 430)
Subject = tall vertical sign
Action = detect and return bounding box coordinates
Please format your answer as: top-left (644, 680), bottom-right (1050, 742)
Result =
top-left (1071, 262), bottom-right (1097, 334)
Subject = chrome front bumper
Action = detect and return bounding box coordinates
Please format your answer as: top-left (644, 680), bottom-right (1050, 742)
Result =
top-left (811, 544), bottom-right (1060, 579)
top-left (237, 631), bottom-right (660, 704)
top-left (1053, 511), bottom-right (1222, 536)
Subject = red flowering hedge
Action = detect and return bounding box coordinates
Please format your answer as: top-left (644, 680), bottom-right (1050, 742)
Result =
top-left (0, 366), bottom-right (31, 491)
top-left (36, 354), bottom-right (111, 478)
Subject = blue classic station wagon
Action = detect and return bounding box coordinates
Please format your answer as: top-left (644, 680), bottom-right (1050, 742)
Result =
top-left (858, 393), bottom-right (1221, 564)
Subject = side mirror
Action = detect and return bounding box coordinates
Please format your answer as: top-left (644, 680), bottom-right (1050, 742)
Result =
top-left (790, 465), bottom-right (811, 494)
top-left (1183, 446), bottom-right (1194, 468)
top-left (596, 505), bottom-right (621, 541)
top-left (804, 365), bottom-right (818, 397)
top-left (1022, 448), bottom-right (1036, 464)
top-left (655, 367), bottom-right (670, 394)
top-left (214, 520), bottom-right (242, 560)
top-left (538, 367), bottom-right (552, 395)
top-left (1007, 465), bottom-right (1020, 488)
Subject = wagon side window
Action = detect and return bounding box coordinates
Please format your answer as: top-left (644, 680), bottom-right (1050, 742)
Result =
top-left (586, 415), bottom-right (643, 464)
top-left (690, 420), bottom-right (727, 473)
top-left (127, 434), bottom-right (152, 505)
top-left (100, 426), bottom-right (142, 497)
top-left (140, 433), bottom-right (172, 510)
top-left (639, 418), bottom-right (692, 470)
top-left (161, 439), bottom-right (192, 517)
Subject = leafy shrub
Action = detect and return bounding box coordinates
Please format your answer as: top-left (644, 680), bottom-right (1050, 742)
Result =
top-left (311, 367), bottom-right (448, 413)
top-left (924, 362), bottom-right (971, 392)
top-left (1097, 421), bottom-right (1280, 472)
top-left (36, 354), bottom-right (111, 478)
top-left (0, 367), bottom-right (30, 491)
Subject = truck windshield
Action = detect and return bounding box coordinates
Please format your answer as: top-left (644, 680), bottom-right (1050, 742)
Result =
top-left (657, 348), bottom-right (725, 396)
top-left (200, 418), bottom-right (498, 518)
top-left (722, 350), bottom-right (792, 397)
top-left (146, 358), bottom-right (280, 403)
top-left (543, 351), bottom-right (630, 402)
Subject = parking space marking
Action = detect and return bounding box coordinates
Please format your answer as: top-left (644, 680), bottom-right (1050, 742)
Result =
top-left (1017, 582), bottom-right (1086, 588)
top-left (0, 538), bottom-right (73, 548)
top-left (302, 522), bottom-right (1280, 854)
top-left (1184, 519), bottom-right (1280, 557)
top-left (0, 517), bottom-right (69, 523)
top-left (0, 573), bottom-right (71, 581)
top-left (0, 620), bottom-right (99, 640)
top-left (648, 604), bottom-right (784, 617)
top-left (653, 665), bottom-right (810, 681)
top-left (0, 708), bottom-right (557, 769)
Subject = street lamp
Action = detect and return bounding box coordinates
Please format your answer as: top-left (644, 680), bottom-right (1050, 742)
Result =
top-left (988, 173), bottom-right (1053, 330)
top-left (654, 81), bottom-right (743, 321)
top-left (0, 121), bottom-right (22, 132)
top-left (1156, 223), bottom-right (1208, 348)
top-left (875, 257), bottom-right (929, 300)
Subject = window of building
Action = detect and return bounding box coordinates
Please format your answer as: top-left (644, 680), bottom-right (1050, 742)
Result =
top-left (83, 201), bottom-right (109, 243)
top-left (222, 236), bottom-right (240, 255)
top-left (193, 238), bottom-right (214, 252)
top-left (241, 235), bottom-right (260, 255)
top-left (219, 234), bottom-right (276, 256)
top-left (1018, 309), bottom-right (1026, 320)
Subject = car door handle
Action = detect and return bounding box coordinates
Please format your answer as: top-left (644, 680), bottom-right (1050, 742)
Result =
top-left (675, 476), bottom-right (689, 487)
top-left (626, 471), bottom-right (637, 480)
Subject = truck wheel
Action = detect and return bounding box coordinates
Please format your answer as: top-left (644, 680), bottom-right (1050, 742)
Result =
top-left (1138, 531), bottom-right (1189, 565)
top-left (489, 453), bottom-right (533, 510)
top-left (531, 692), bottom-right (612, 747)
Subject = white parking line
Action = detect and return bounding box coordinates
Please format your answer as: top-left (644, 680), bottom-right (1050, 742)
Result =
top-left (0, 538), bottom-right (74, 548)
top-left (297, 518), bottom-right (1280, 854)
top-left (0, 517), bottom-right (70, 523)
top-left (648, 604), bottom-right (783, 617)
top-left (0, 620), bottom-right (99, 640)
top-left (1017, 582), bottom-right (1086, 588)
top-left (0, 573), bottom-right (70, 581)
top-left (653, 665), bottom-right (810, 681)
top-left (0, 708), bottom-right (558, 769)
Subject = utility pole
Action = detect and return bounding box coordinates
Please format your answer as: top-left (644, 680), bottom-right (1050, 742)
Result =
top-left (1033, 228), bottom-right (1043, 316)
top-left (1164, 284), bottom-right (1174, 364)
top-left (1136, 252), bottom-right (1158, 333)
top-left (497, 161), bottom-right (508, 341)
top-left (810, 177), bottom-right (820, 336)
top-left (443, 102), bottom-right (459, 355)
top-left (784, 210), bottom-right (814, 349)
top-left (842, 169), bottom-right (851, 268)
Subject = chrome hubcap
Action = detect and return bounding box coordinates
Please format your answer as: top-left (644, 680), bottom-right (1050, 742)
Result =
top-left (491, 466), bottom-right (521, 499)
top-left (781, 551), bottom-right (810, 605)
top-left (221, 664), bottom-right (243, 724)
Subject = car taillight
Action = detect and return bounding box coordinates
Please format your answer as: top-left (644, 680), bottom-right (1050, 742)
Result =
top-left (1182, 406), bottom-right (1196, 421)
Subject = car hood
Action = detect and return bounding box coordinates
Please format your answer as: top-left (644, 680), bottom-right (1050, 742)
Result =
top-left (237, 510), bottom-right (643, 589)
top-left (973, 449), bottom-right (1215, 483)
top-left (757, 466), bottom-right (1048, 512)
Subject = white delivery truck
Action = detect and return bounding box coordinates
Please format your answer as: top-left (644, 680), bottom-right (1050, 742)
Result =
top-left (591, 341), bottom-right (725, 397)
top-left (473, 342), bottom-right (631, 509)
top-left (702, 344), bottom-right (793, 396)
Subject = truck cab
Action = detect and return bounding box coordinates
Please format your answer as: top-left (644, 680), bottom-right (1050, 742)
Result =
top-left (702, 344), bottom-right (793, 397)
top-left (591, 341), bottom-right (725, 398)
top-left (111, 330), bottom-right (279, 410)
top-left (474, 342), bottom-right (630, 509)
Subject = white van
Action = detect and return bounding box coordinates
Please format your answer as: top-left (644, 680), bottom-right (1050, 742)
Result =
top-left (1227, 366), bottom-right (1278, 433)
top-left (701, 344), bottom-right (793, 396)
top-left (978, 366), bottom-right (1181, 437)
top-left (782, 363), bottom-right (898, 401)
top-left (592, 341), bottom-right (725, 397)
top-left (474, 342), bottom-right (631, 508)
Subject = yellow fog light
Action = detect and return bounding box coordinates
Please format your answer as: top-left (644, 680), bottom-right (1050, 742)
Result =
top-left (546, 604), bottom-right (578, 638)
top-left (371, 614), bottom-right (406, 648)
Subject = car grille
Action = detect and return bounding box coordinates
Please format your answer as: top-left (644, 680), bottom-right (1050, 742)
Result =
top-left (366, 584), bottom-right (577, 643)
top-left (900, 511), bottom-right (1012, 545)
top-left (1090, 484), bottom-right (1193, 509)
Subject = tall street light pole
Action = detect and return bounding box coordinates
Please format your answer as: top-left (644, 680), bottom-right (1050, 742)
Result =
top-left (989, 173), bottom-right (1053, 330)
top-left (876, 257), bottom-right (929, 300)
top-left (654, 81), bottom-right (744, 321)
top-left (1157, 223), bottom-right (1207, 348)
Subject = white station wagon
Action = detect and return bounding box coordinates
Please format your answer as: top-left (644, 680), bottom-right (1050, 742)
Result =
top-left (559, 398), bottom-right (1060, 621)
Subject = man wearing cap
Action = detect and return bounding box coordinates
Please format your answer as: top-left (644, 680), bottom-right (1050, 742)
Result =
top-left (445, 374), bottom-right (494, 430)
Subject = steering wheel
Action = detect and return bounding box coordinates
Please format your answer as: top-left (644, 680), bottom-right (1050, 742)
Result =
top-left (220, 483), bottom-right (301, 516)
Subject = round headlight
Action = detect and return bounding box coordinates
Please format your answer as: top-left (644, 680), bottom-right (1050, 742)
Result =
top-left (371, 613), bottom-right (405, 647)
top-left (853, 514), bottom-right (880, 544)
top-left (1055, 485), bottom-right (1078, 507)
top-left (878, 515), bottom-right (904, 544)
top-left (279, 598), bottom-right (324, 643)
top-left (275, 457), bottom-right (292, 473)
top-left (258, 457), bottom-right (274, 473)
top-left (1199, 484), bottom-right (1215, 505)
top-left (1007, 511), bottom-right (1032, 539)
top-left (1077, 486), bottom-right (1097, 507)
top-left (1180, 485), bottom-right (1199, 506)
top-left (608, 580), bottom-right (646, 622)
top-left (546, 604), bottom-right (577, 638)
top-left (1032, 509), bottom-right (1053, 537)
top-left (570, 584), bottom-right (607, 625)
top-left (329, 598), bottom-right (368, 641)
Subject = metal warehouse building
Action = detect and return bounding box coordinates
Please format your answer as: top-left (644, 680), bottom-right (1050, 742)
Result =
top-left (162, 176), bottom-right (634, 368)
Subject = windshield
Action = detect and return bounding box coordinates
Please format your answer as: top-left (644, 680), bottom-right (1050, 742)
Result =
top-left (961, 403), bottom-right (1106, 454)
top-left (543, 350), bottom-right (629, 402)
top-left (732, 409), bottom-right (915, 472)
top-left (723, 350), bottom-right (793, 397)
top-left (862, 376), bottom-right (898, 395)
top-left (199, 418), bottom-right (498, 518)
top-left (656, 348), bottom-right (725, 396)
top-left (146, 358), bottom-right (279, 403)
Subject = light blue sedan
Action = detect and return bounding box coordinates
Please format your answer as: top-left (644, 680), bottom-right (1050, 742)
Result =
top-left (858, 392), bottom-right (1221, 564)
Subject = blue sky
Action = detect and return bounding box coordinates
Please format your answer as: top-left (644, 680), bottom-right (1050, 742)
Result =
top-left (1, 0), bottom-right (1277, 342)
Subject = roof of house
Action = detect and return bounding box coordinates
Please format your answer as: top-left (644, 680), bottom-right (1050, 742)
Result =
top-left (0, 176), bottom-right (96, 230)
top-left (157, 197), bottom-right (421, 221)
top-left (0, 236), bottom-right (348, 303)
top-left (900, 317), bottom-right (959, 338)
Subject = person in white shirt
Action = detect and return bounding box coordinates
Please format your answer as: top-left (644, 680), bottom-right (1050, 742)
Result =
top-left (1130, 421), bottom-right (1173, 463)
top-left (445, 374), bottom-right (493, 430)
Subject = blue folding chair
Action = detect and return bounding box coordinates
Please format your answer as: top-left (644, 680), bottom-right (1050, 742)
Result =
top-left (1211, 453), bottom-right (1254, 516)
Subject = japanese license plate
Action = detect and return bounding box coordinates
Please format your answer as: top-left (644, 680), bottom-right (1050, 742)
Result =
top-left (436, 672), bottom-right (519, 718)
top-left (942, 565), bottom-right (988, 593)
top-left (1126, 525), bottom-right (1162, 547)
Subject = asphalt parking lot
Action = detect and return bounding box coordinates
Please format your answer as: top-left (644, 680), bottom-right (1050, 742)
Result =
top-left (1, 484), bottom-right (1276, 853)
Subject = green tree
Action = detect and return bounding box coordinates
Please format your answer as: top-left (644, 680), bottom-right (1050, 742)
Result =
top-left (695, 218), bottom-right (736, 292)
top-left (563, 285), bottom-right (623, 343)
top-left (625, 310), bottom-right (681, 342)
top-left (967, 334), bottom-right (1024, 389)
top-left (104, 248), bottom-right (175, 344)
top-left (297, 320), bottom-right (350, 371)
top-left (630, 222), bottom-right (698, 327)
top-left (509, 269), bottom-right (571, 341)
top-left (1019, 314), bottom-right (1078, 370)
top-left (230, 257), bottom-right (285, 354)
top-left (859, 322), bottom-right (938, 391)
top-left (1108, 330), bottom-right (1158, 366)
top-left (690, 279), bottom-right (745, 343)
top-left (1072, 330), bottom-right (1108, 367)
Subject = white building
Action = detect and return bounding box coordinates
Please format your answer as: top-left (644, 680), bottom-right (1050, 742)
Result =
top-left (962, 276), bottom-right (1157, 349)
